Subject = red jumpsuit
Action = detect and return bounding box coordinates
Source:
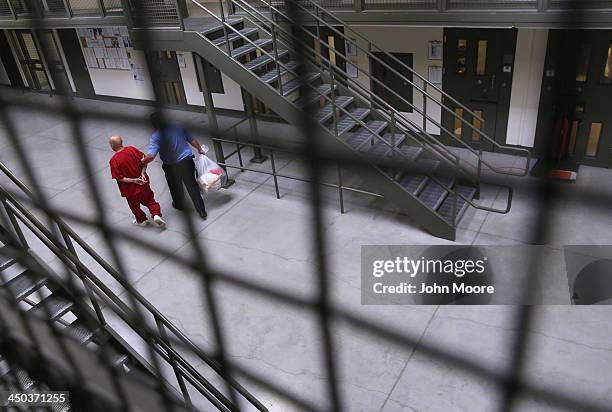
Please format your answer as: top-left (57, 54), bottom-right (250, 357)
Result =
top-left (110, 146), bottom-right (162, 223)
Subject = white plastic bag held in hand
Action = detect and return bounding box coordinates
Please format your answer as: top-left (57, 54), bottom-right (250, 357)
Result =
top-left (196, 147), bottom-right (227, 193)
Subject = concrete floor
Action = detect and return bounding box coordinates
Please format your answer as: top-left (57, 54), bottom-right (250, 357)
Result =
top-left (1, 89), bottom-right (612, 411)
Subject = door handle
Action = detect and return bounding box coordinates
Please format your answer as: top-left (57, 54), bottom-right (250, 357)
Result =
top-left (491, 75), bottom-right (496, 89)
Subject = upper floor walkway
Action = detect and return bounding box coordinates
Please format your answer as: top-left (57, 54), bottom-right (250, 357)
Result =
top-left (2, 0), bottom-right (612, 29)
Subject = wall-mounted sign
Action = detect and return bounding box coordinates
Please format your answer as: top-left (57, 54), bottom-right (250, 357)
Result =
top-left (77, 27), bottom-right (132, 71)
top-left (503, 65), bottom-right (512, 73)
top-left (428, 41), bottom-right (442, 60)
top-left (428, 65), bottom-right (442, 84)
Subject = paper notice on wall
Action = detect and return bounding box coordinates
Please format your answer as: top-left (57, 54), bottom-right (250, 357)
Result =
top-left (78, 26), bottom-right (133, 71)
top-left (97, 58), bottom-right (106, 69)
top-left (107, 48), bottom-right (119, 59)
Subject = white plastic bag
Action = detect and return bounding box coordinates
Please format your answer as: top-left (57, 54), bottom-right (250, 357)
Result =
top-left (196, 151), bottom-right (227, 193)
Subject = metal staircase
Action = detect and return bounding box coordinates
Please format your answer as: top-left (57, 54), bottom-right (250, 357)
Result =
top-left (134, 0), bottom-right (530, 240)
top-left (0, 162), bottom-right (267, 411)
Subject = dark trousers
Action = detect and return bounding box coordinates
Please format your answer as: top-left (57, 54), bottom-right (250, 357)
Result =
top-left (162, 157), bottom-right (206, 215)
top-left (126, 185), bottom-right (161, 223)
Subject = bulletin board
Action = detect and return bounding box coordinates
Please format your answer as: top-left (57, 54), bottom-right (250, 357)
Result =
top-left (77, 27), bottom-right (132, 70)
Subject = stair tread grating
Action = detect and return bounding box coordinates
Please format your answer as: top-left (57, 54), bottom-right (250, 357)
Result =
top-left (399, 173), bottom-right (428, 195)
top-left (260, 61), bottom-right (301, 83)
top-left (294, 84), bottom-right (335, 108)
top-left (243, 49), bottom-right (289, 71)
top-left (200, 18), bottom-right (243, 36)
top-left (347, 121), bottom-right (388, 148)
top-left (30, 294), bottom-right (73, 321)
top-left (281, 73), bottom-right (320, 96)
top-left (212, 27), bottom-right (258, 46)
top-left (418, 175), bottom-right (456, 210)
top-left (66, 320), bottom-right (95, 345)
top-left (231, 39), bottom-right (272, 59)
top-left (335, 108), bottom-right (371, 136)
top-left (438, 185), bottom-right (477, 224)
top-left (2, 271), bottom-right (47, 301)
top-left (315, 96), bottom-right (354, 123)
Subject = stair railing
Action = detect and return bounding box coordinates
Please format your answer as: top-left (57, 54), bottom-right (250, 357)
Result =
top-left (189, 0), bottom-right (515, 223)
top-left (262, 0), bottom-right (531, 176)
top-left (0, 161), bottom-right (268, 412)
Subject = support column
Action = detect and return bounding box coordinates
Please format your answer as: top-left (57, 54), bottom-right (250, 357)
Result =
top-left (242, 88), bottom-right (268, 164)
top-left (195, 55), bottom-right (235, 188)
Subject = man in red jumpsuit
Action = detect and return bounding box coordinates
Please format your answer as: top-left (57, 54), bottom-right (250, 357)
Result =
top-left (109, 135), bottom-right (166, 228)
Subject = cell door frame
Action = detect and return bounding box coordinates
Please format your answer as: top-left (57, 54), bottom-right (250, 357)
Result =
top-left (37, 28), bottom-right (75, 94)
top-left (146, 50), bottom-right (188, 107)
top-left (12, 29), bottom-right (54, 91)
top-left (442, 28), bottom-right (517, 152)
top-left (369, 51), bottom-right (414, 114)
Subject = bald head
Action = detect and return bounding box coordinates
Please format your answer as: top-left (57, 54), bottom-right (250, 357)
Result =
top-left (109, 135), bottom-right (123, 152)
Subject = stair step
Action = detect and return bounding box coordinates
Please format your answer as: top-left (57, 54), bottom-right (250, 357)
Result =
top-left (418, 175), bottom-right (455, 210)
top-left (212, 27), bottom-right (258, 46)
top-left (66, 320), bottom-right (95, 345)
top-left (294, 84), bottom-right (336, 108)
top-left (243, 49), bottom-right (289, 71)
top-left (397, 145), bottom-right (424, 163)
top-left (335, 108), bottom-right (371, 136)
top-left (438, 185), bottom-right (477, 224)
top-left (364, 138), bottom-right (407, 165)
top-left (346, 121), bottom-right (388, 149)
top-left (29, 294), bottom-right (73, 321)
top-left (231, 38), bottom-right (272, 59)
top-left (0, 359), bottom-right (10, 378)
top-left (96, 345), bottom-right (130, 368)
top-left (200, 17), bottom-right (243, 36)
top-left (2, 270), bottom-right (47, 302)
top-left (315, 96), bottom-right (354, 123)
top-left (0, 246), bottom-right (15, 272)
top-left (398, 174), bottom-right (428, 195)
top-left (260, 60), bottom-right (300, 83)
top-left (281, 72), bottom-right (320, 97)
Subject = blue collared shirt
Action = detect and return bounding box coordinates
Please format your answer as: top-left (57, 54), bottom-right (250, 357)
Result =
top-left (148, 125), bottom-right (193, 165)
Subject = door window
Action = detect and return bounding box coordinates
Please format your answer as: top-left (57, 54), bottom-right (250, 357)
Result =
top-left (15, 30), bottom-right (51, 90)
top-left (601, 43), bottom-right (612, 84)
top-left (576, 44), bottom-right (592, 82)
top-left (456, 39), bottom-right (467, 74)
top-left (568, 120), bottom-right (579, 155)
top-left (476, 40), bottom-right (488, 75)
top-left (453, 108), bottom-right (463, 139)
top-left (585, 122), bottom-right (603, 157)
top-left (471, 109), bottom-right (483, 141)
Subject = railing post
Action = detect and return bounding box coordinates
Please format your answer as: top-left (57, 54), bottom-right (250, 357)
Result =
top-left (270, 24), bottom-right (283, 96)
top-left (61, 0), bottom-right (72, 18)
top-left (96, 0), bottom-right (106, 17)
top-left (354, 0), bottom-right (363, 12)
top-left (218, 0), bottom-right (231, 56)
top-left (155, 316), bottom-right (194, 410)
top-left (315, 8), bottom-right (325, 80)
top-left (242, 88), bottom-right (268, 163)
top-left (438, 0), bottom-right (447, 12)
top-left (195, 54), bottom-right (235, 187)
top-left (329, 63), bottom-right (339, 137)
top-left (6, 0), bottom-right (17, 19)
top-left (270, 150), bottom-right (280, 199)
top-left (422, 82), bottom-right (427, 132)
top-left (337, 165), bottom-right (345, 213)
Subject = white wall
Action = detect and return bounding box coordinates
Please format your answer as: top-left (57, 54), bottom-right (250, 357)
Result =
top-left (178, 51), bottom-right (244, 111)
top-left (351, 26), bottom-right (443, 135)
top-left (506, 29), bottom-right (549, 148)
top-left (0, 56), bottom-right (10, 86)
top-left (86, 49), bottom-right (155, 100)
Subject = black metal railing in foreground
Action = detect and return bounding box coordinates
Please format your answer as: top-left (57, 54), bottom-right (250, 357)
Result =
top-left (0, 162), bottom-right (268, 411)
top-left (0, 2), bottom-right (611, 412)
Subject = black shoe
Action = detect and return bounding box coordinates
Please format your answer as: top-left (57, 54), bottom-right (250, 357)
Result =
top-left (172, 202), bottom-right (184, 211)
top-left (198, 211), bottom-right (208, 220)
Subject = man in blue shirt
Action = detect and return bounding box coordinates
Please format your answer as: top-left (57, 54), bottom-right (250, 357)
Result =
top-left (142, 112), bottom-right (208, 220)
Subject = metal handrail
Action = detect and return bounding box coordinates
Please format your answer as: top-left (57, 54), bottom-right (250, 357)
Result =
top-left (190, 0), bottom-right (515, 220)
top-left (0, 161), bottom-right (268, 412)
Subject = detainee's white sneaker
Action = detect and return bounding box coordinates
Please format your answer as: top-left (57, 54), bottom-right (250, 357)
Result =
top-left (133, 219), bottom-right (148, 227)
top-left (153, 215), bottom-right (167, 229)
